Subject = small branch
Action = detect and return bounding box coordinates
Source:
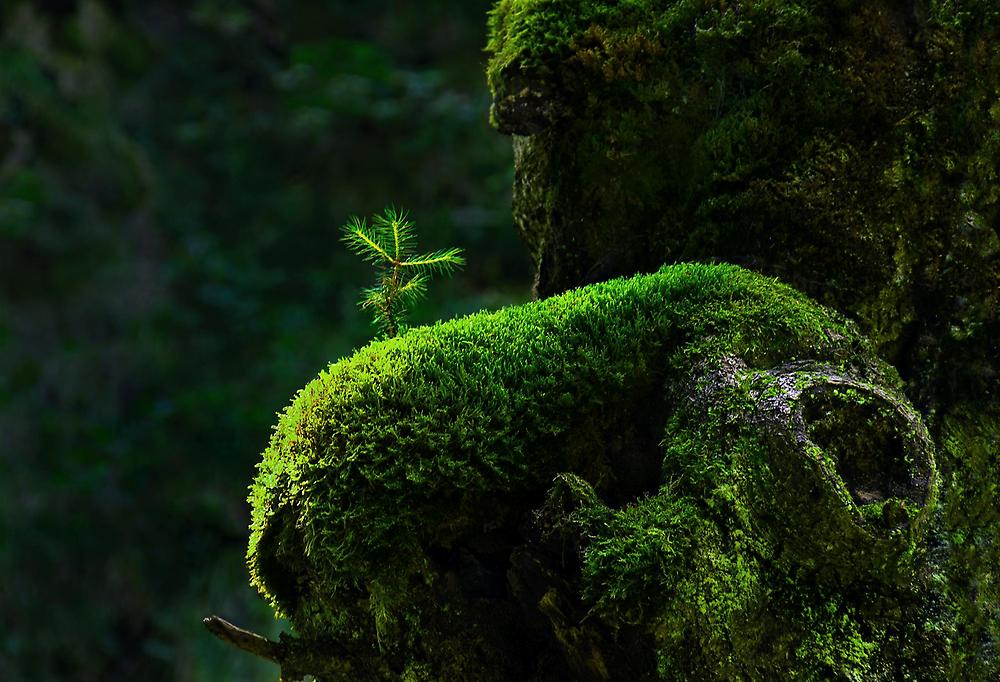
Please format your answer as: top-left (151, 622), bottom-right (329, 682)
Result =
top-left (203, 615), bottom-right (282, 663)
top-left (205, 614), bottom-right (356, 681)
top-left (351, 227), bottom-right (395, 264)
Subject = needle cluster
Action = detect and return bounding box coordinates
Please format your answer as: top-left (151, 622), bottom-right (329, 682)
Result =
top-left (341, 207), bottom-right (464, 337)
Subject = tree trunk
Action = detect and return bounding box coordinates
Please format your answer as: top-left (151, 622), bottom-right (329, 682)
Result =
top-left (489, 0), bottom-right (999, 677)
top-left (225, 3), bottom-right (1000, 680)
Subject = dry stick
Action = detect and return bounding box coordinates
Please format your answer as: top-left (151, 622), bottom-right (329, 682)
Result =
top-left (203, 615), bottom-right (282, 663)
top-left (204, 615), bottom-right (323, 682)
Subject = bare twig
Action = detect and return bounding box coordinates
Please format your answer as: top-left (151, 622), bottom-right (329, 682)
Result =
top-left (203, 615), bottom-right (282, 663)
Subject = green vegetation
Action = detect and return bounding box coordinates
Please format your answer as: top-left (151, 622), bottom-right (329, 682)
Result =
top-left (249, 263), bottom-right (944, 680)
top-left (486, 0), bottom-right (1000, 407)
top-left (937, 408), bottom-right (1000, 679)
top-left (486, 3), bottom-right (1000, 675)
top-left (342, 208), bottom-right (464, 337)
top-left (7, 1), bottom-right (995, 678)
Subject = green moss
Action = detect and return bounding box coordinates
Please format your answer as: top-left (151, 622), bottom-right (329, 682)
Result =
top-left (486, 0), bottom-right (675, 87)
top-left (249, 263), bottom-right (946, 680)
top-left (487, 0), bottom-right (1000, 411)
top-left (937, 407), bottom-right (1000, 679)
top-left (486, 9), bottom-right (1000, 672)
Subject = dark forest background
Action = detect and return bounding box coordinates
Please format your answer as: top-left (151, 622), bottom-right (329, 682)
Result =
top-left (0, 2), bottom-right (529, 679)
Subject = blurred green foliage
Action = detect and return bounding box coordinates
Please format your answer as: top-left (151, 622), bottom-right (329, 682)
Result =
top-left (0, 1), bottom-right (526, 680)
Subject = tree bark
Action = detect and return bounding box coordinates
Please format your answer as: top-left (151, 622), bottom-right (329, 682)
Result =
top-left (488, 1), bottom-right (999, 677)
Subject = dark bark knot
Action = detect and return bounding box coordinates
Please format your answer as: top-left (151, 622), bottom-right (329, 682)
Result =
top-left (693, 357), bottom-right (936, 553)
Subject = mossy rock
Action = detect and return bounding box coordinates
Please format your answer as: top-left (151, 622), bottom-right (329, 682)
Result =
top-left (249, 263), bottom-right (957, 680)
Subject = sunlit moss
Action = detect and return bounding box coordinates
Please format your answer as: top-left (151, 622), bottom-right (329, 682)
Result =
top-left (487, 5), bottom-right (1000, 675)
top-left (487, 0), bottom-right (1000, 408)
top-left (249, 263), bottom-right (947, 679)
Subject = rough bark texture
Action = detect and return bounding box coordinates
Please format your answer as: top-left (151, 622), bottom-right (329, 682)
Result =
top-left (485, 0), bottom-right (999, 677)
top-left (239, 2), bottom-right (999, 680)
top-left (488, 0), bottom-right (1000, 411)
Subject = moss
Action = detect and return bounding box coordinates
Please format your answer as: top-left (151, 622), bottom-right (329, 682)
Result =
top-left (249, 263), bottom-right (948, 680)
top-left (937, 407), bottom-right (1000, 679)
top-left (487, 0), bottom-right (1000, 411)
top-left (487, 7), bottom-right (1000, 673)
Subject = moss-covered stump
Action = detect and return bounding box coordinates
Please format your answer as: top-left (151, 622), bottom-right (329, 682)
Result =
top-left (248, 264), bottom-right (954, 680)
top-left (487, 0), bottom-right (1000, 410)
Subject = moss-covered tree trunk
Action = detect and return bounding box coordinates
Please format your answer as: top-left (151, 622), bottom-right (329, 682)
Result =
top-left (488, 0), bottom-right (999, 677)
top-left (222, 2), bottom-right (999, 680)
top-left (489, 0), bottom-right (999, 405)
top-left (241, 265), bottom-right (955, 680)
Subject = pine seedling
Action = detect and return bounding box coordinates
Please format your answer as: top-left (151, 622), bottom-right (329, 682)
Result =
top-left (341, 207), bottom-right (464, 337)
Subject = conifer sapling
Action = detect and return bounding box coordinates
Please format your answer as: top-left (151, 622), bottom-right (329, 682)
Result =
top-left (341, 207), bottom-right (464, 337)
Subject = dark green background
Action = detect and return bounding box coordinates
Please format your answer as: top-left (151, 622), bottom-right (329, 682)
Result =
top-left (0, 2), bottom-right (528, 679)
